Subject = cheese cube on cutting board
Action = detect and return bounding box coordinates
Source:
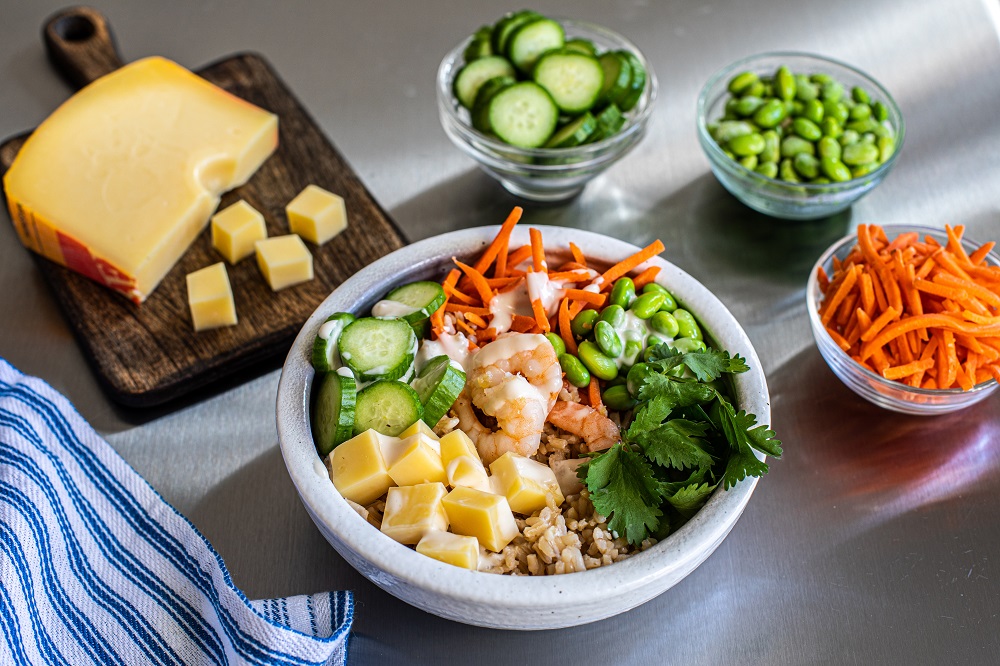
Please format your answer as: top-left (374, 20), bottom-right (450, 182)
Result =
top-left (416, 531), bottom-right (479, 570)
top-left (185, 263), bottom-right (237, 331)
top-left (255, 234), bottom-right (313, 290)
top-left (490, 452), bottom-right (564, 515)
top-left (442, 486), bottom-right (518, 552)
top-left (328, 429), bottom-right (394, 505)
top-left (439, 430), bottom-right (481, 466)
top-left (2, 56), bottom-right (278, 303)
top-left (286, 185), bottom-right (347, 245)
top-left (381, 483), bottom-right (449, 544)
top-left (384, 433), bottom-right (447, 487)
top-left (211, 200), bottom-right (266, 264)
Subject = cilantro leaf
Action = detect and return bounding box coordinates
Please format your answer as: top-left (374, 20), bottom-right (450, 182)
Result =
top-left (627, 393), bottom-right (673, 435)
top-left (584, 443), bottom-right (666, 545)
top-left (636, 373), bottom-right (715, 409)
top-left (631, 417), bottom-right (714, 471)
top-left (665, 482), bottom-right (718, 519)
top-left (709, 398), bottom-right (780, 489)
top-left (646, 344), bottom-right (750, 382)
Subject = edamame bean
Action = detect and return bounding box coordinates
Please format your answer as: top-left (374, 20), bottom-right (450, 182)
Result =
top-left (840, 129), bottom-right (860, 146)
top-left (594, 320), bottom-right (623, 358)
top-left (577, 341), bottom-right (618, 381)
top-left (850, 103), bottom-right (872, 121)
top-left (623, 339), bottom-right (643, 365)
top-left (852, 85), bottom-right (871, 104)
top-left (752, 99), bottom-right (786, 128)
top-left (571, 309), bottom-right (598, 338)
top-left (727, 71), bottom-right (759, 95)
top-left (818, 135), bottom-right (841, 160)
top-left (794, 75), bottom-right (818, 101)
top-left (713, 120), bottom-right (756, 144)
top-left (755, 161), bottom-right (779, 178)
top-left (545, 332), bottom-right (566, 357)
top-left (792, 117), bottom-right (822, 141)
top-left (729, 132), bottom-right (766, 156)
top-left (734, 95), bottom-right (765, 116)
top-left (738, 155), bottom-right (757, 170)
top-left (820, 156), bottom-right (853, 182)
top-left (793, 153), bottom-right (820, 179)
top-left (851, 163), bottom-right (880, 178)
top-left (788, 100), bottom-right (804, 117)
top-left (802, 99), bottom-right (824, 124)
top-left (842, 142), bottom-right (879, 166)
top-left (873, 101), bottom-right (888, 122)
top-left (860, 132), bottom-right (876, 145)
top-left (642, 283), bottom-right (677, 311)
top-left (878, 135), bottom-right (895, 162)
top-left (810, 72), bottom-right (833, 84)
top-left (629, 292), bottom-right (665, 319)
top-left (672, 309), bottom-right (702, 340)
top-left (760, 130), bottom-right (780, 163)
top-left (626, 362), bottom-right (655, 398)
top-left (820, 117), bottom-right (842, 139)
top-left (672, 338), bottom-right (708, 353)
top-left (811, 177), bottom-right (831, 184)
top-left (781, 135), bottom-right (815, 157)
top-left (609, 277), bottom-right (635, 309)
top-left (779, 158), bottom-right (800, 182)
top-left (775, 65), bottom-right (796, 100)
top-left (602, 384), bottom-right (638, 411)
top-left (822, 80), bottom-right (844, 103)
top-left (599, 304), bottom-right (626, 328)
top-left (846, 118), bottom-right (879, 134)
top-left (744, 80), bottom-right (765, 98)
top-left (559, 353), bottom-right (591, 388)
top-left (650, 311), bottom-right (680, 338)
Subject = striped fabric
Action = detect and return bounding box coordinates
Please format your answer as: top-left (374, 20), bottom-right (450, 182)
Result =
top-left (0, 359), bottom-right (353, 665)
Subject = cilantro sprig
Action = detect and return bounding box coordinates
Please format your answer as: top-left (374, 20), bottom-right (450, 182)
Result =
top-left (578, 345), bottom-right (782, 545)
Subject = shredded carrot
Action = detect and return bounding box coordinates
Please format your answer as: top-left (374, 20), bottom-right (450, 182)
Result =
top-left (569, 242), bottom-right (587, 267)
top-left (632, 266), bottom-right (661, 290)
top-left (444, 303), bottom-right (490, 316)
top-left (558, 297), bottom-right (577, 356)
top-left (465, 312), bottom-right (487, 329)
top-left (454, 318), bottom-right (477, 337)
top-left (444, 283), bottom-right (477, 305)
top-left (453, 259), bottom-right (494, 307)
top-left (970, 241), bottom-right (996, 266)
top-left (547, 270), bottom-right (593, 282)
top-left (587, 377), bottom-right (602, 409)
top-left (564, 288), bottom-right (607, 307)
top-left (485, 276), bottom-right (522, 289)
top-left (882, 358), bottom-right (935, 380)
top-left (599, 240), bottom-right (666, 289)
top-left (473, 206), bottom-right (522, 275)
top-left (568, 301), bottom-right (587, 319)
top-left (530, 228), bottom-right (546, 273)
top-left (530, 298), bottom-right (551, 333)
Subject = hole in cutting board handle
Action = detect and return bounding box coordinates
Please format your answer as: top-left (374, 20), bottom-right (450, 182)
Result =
top-left (43, 6), bottom-right (125, 90)
top-left (52, 14), bottom-right (96, 42)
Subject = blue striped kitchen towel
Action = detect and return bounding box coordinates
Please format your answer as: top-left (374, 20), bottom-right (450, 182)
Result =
top-left (0, 358), bottom-right (353, 665)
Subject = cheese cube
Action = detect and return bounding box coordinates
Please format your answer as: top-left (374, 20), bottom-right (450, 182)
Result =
top-left (442, 486), bottom-right (518, 552)
top-left (185, 262), bottom-right (237, 331)
top-left (255, 234), bottom-right (313, 290)
top-left (2, 57), bottom-right (278, 303)
top-left (211, 200), bottom-right (266, 264)
top-left (399, 420), bottom-right (440, 441)
top-left (446, 455), bottom-right (492, 493)
top-left (416, 531), bottom-right (479, 570)
top-left (380, 483), bottom-right (449, 544)
top-left (286, 184), bottom-right (347, 245)
top-left (439, 429), bottom-right (481, 466)
top-left (489, 452), bottom-right (565, 515)
top-left (328, 429), bottom-right (394, 505)
top-left (384, 433), bottom-right (447, 487)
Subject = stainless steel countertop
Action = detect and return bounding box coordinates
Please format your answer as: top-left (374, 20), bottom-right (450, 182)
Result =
top-left (2, 1), bottom-right (999, 663)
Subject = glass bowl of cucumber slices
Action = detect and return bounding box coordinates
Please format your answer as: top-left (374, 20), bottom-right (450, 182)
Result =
top-left (437, 14), bottom-right (656, 202)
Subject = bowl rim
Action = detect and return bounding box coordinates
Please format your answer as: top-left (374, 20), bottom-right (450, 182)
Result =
top-left (436, 17), bottom-right (658, 165)
top-left (696, 50), bottom-right (906, 192)
top-left (806, 223), bottom-right (1000, 397)
top-left (276, 225), bottom-right (771, 612)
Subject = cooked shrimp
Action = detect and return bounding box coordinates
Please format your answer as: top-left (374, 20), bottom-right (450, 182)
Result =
top-left (546, 401), bottom-right (620, 452)
top-left (456, 334), bottom-right (562, 464)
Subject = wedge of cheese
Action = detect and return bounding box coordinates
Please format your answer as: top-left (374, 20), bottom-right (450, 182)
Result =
top-left (3, 56), bottom-right (278, 303)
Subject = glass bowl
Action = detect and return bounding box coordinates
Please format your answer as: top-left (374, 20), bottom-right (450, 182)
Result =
top-left (807, 225), bottom-right (999, 414)
top-left (437, 19), bottom-right (656, 202)
top-left (697, 52), bottom-right (904, 220)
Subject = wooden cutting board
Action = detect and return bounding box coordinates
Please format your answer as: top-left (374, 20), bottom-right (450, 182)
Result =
top-left (0, 7), bottom-right (407, 407)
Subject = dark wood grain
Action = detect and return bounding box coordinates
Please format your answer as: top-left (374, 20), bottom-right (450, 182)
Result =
top-left (1, 9), bottom-right (406, 407)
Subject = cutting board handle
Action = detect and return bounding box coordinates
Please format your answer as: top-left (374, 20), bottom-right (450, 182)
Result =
top-left (43, 6), bottom-right (123, 90)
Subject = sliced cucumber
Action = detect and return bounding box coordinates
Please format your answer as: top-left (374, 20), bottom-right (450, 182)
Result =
top-left (544, 112), bottom-right (597, 148)
top-left (410, 355), bottom-right (466, 428)
top-left (488, 81), bottom-right (559, 148)
top-left (339, 317), bottom-right (417, 382)
top-left (313, 371), bottom-right (357, 457)
top-left (453, 56), bottom-right (517, 109)
top-left (587, 103), bottom-right (626, 143)
top-left (597, 51), bottom-right (632, 107)
top-left (471, 75), bottom-right (516, 133)
top-left (564, 38), bottom-right (597, 55)
top-left (533, 51), bottom-right (604, 114)
top-left (354, 380), bottom-right (424, 437)
top-left (463, 25), bottom-right (494, 62)
top-left (507, 18), bottom-right (565, 73)
top-left (618, 50), bottom-right (647, 112)
top-left (311, 312), bottom-right (356, 373)
top-left (384, 281), bottom-right (446, 326)
top-left (491, 10), bottom-right (541, 55)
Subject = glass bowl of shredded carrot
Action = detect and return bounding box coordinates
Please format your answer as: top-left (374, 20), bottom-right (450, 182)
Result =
top-left (807, 224), bottom-right (1000, 414)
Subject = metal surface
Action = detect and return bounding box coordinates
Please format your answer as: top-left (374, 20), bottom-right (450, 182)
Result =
top-left (1, 0), bottom-right (998, 663)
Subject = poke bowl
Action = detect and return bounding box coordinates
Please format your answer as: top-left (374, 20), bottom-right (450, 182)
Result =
top-left (276, 213), bottom-right (775, 629)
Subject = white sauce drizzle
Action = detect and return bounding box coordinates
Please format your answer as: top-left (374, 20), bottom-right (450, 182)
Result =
top-left (371, 300), bottom-right (420, 318)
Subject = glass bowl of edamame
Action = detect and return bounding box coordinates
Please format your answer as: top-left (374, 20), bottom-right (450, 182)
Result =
top-left (697, 52), bottom-right (904, 220)
top-left (437, 17), bottom-right (656, 202)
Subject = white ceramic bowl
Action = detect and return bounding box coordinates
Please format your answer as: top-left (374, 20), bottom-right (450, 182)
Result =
top-left (276, 226), bottom-right (772, 629)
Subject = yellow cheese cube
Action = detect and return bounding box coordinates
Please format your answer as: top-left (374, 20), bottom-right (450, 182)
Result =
top-left (2, 57), bottom-right (278, 303)
top-left (328, 429), bottom-right (394, 505)
top-left (211, 200), bottom-right (266, 264)
top-left (489, 452), bottom-right (565, 515)
top-left (384, 433), bottom-right (447, 487)
top-left (416, 531), bottom-right (479, 570)
top-left (442, 486), bottom-right (518, 552)
top-left (185, 262), bottom-right (237, 331)
top-left (255, 234), bottom-right (313, 290)
top-left (286, 184), bottom-right (348, 245)
top-left (399, 420), bottom-right (439, 441)
top-left (380, 483), bottom-right (449, 544)
top-left (446, 456), bottom-right (492, 493)
top-left (439, 429), bottom-right (481, 466)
